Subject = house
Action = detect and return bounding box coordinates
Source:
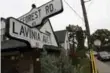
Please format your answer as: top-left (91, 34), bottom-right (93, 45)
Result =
top-left (55, 30), bottom-right (70, 50)
top-left (55, 27), bottom-right (83, 56)
top-left (1, 17), bottom-right (60, 73)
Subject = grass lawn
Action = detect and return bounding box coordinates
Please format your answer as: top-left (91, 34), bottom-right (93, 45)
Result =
top-left (80, 58), bottom-right (91, 73)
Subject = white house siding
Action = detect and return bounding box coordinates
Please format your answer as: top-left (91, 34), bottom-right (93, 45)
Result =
top-left (0, 18), bottom-right (6, 34)
top-left (0, 19), bottom-right (6, 41)
top-left (61, 43), bottom-right (64, 48)
top-left (40, 20), bottom-right (58, 47)
top-left (0, 18), bottom-right (6, 29)
top-left (64, 31), bottom-right (70, 50)
top-left (64, 31), bottom-right (69, 50)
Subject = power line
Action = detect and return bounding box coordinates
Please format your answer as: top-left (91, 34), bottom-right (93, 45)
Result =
top-left (86, 0), bottom-right (94, 11)
top-left (84, 0), bottom-right (91, 3)
top-left (63, 0), bottom-right (84, 21)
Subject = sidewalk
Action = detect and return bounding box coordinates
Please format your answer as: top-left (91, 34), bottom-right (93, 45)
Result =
top-left (95, 58), bottom-right (110, 73)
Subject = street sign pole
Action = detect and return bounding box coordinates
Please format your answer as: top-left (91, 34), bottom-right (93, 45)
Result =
top-left (5, 1), bottom-right (63, 73)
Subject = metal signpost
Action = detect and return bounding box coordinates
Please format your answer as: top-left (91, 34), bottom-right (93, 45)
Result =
top-left (18, 0), bottom-right (63, 27)
top-left (6, 17), bottom-right (51, 48)
top-left (4, 1), bottom-right (63, 73)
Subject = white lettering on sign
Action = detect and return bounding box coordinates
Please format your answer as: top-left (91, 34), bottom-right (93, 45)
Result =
top-left (18, 0), bottom-right (63, 27)
top-left (7, 17), bottom-right (51, 48)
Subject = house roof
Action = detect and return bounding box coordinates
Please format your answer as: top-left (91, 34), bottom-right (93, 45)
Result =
top-left (1, 40), bottom-right (28, 50)
top-left (1, 39), bottom-right (61, 53)
top-left (43, 45), bottom-right (61, 52)
top-left (55, 30), bottom-right (67, 43)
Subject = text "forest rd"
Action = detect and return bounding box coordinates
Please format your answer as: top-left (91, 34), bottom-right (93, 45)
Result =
top-left (18, 0), bottom-right (63, 27)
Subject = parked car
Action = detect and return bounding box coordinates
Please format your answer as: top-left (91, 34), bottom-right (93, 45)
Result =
top-left (97, 51), bottom-right (110, 61)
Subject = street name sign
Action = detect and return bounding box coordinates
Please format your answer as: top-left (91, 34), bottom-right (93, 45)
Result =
top-left (18, 0), bottom-right (63, 27)
top-left (6, 17), bottom-right (51, 48)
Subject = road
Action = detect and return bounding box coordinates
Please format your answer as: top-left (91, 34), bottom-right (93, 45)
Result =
top-left (95, 58), bottom-right (110, 73)
top-left (104, 61), bottom-right (110, 66)
top-left (86, 53), bottom-right (110, 73)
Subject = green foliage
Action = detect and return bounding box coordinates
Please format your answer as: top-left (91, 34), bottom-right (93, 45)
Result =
top-left (71, 55), bottom-right (91, 73)
top-left (40, 51), bottom-right (59, 73)
top-left (40, 49), bottom-right (74, 73)
top-left (91, 29), bottom-right (110, 46)
top-left (59, 49), bottom-right (74, 73)
top-left (66, 25), bottom-right (91, 73)
top-left (79, 58), bottom-right (91, 73)
top-left (76, 28), bottom-right (85, 51)
top-left (66, 25), bottom-right (85, 52)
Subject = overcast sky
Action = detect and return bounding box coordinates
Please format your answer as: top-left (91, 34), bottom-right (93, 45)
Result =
top-left (0, 0), bottom-right (110, 34)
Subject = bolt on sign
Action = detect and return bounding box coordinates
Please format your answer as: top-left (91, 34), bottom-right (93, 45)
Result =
top-left (18, 0), bottom-right (63, 27)
top-left (6, 17), bottom-right (51, 48)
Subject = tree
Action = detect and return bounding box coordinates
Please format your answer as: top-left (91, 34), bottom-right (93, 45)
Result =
top-left (76, 27), bottom-right (85, 51)
top-left (91, 29), bottom-right (110, 47)
top-left (66, 25), bottom-right (85, 54)
top-left (66, 25), bottom-right (87, 70)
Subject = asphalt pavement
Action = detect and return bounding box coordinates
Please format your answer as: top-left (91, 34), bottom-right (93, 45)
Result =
top-left (104, 61), bottom-right (110, 66)
top-left (95, 58), bottom-right (110, 73)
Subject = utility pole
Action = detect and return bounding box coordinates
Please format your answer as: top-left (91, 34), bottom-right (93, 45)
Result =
top-left (80, 0), bottom-right (91, 49)
top-left (80, 1), bottom-right (95, 73)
